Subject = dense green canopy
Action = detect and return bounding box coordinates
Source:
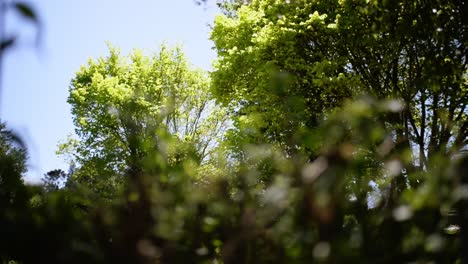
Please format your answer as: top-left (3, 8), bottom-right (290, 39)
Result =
top-left (211, 0), bottom-right (467, 160)
top-left (59, 45), bottom-right (228, 199)
top-left (0, 0), bottom-right (467, 263)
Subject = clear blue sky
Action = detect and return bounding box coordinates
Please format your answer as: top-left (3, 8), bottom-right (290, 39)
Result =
top-left (2, 0), bottom-right (219, 183)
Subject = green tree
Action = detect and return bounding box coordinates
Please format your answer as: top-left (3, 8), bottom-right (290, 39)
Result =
top-left (211, 0), bottom-right (358, 154)
top-left (0, 121), bottom-right (28, 214)
top-left (1, 1), bottom-right (466, 262)
top-left (328, 0), bottom-right (466, 167)
top-left (208, 0), bottom-right (467, 262)
top-left (60, 44), bottom-right (228, 199)
top-left (211, 0), bottom-right (467, 186)
top-left (0, 121), bottom-right (97, 263)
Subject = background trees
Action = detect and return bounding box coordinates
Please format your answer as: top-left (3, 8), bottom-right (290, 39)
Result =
top-left (211, 0), bottom-right (467, 159)
top-left (210, 0), bottom-right (357, 153)
top-left (0, 121), bottom-right (28, 216)
top-left (0, 0), bottom-right (467, 263)
top-left (0, 121), bottom-right (97, 263)
top-left (60, 45), bottom-right (228, 199)
top-left (211, 0), bottom-right (467, 203)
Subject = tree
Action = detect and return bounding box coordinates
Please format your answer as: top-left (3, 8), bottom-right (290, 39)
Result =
top-left (211, 0), bottom-right (467, 185)
top-left (60, 44), bottom-right (228, 198)
top-left (210, 0), bottom-right (358, 154)
top-left (1, 1), bottom-right (466, 262)
top-left (0, 121), bottom-right (28, 214)
top-left (208, 1), bottom-right (467, 262)
top-left (326, 0), bottom-right (467, 167)
top-left (42, 169), bottom-right (68, 192)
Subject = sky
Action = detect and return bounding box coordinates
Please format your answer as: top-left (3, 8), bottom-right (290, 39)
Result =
top-left (1, 0), bottom-right (220, 183)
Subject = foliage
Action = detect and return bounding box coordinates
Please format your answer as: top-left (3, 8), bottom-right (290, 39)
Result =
top-left (210, 0), bottom-right (358, 153)
top-left (0, 0), bottom-right (40, 53)
top-left (0, 0), bottom-right (41, 110)
top-left (211, 0), bottom-right (467, 160)
top-left (59, 44), bottom-right (228, 200)
top-left (0, 121), bottom-right (28, 213)
top-left (0, 121), bottom-right (96, 263)
top-left (1, 0), bottom-right (467, 263)
top-left (211, 0), bottom-right (467, 211)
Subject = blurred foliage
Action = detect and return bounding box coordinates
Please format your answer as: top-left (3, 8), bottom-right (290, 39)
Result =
top-left (0, 0), bottom-right (40, 53)
top-left (0, 0), bottom-right (41, 109)
top-left (1, 0), bottom-right (468, 263)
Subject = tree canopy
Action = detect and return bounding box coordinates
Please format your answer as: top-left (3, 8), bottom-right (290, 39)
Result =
top-left (59, 44), bottom-right (228, 199)
top-left (211, 0), bottom-right (467, 159)
top-left (1, 0), bottom-right (467, 263)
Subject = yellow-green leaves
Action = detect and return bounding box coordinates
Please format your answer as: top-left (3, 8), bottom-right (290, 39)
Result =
top-left (211, 0), bottom-right (353, 149)
top-left (65, 44), bottom-right (228, 197)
